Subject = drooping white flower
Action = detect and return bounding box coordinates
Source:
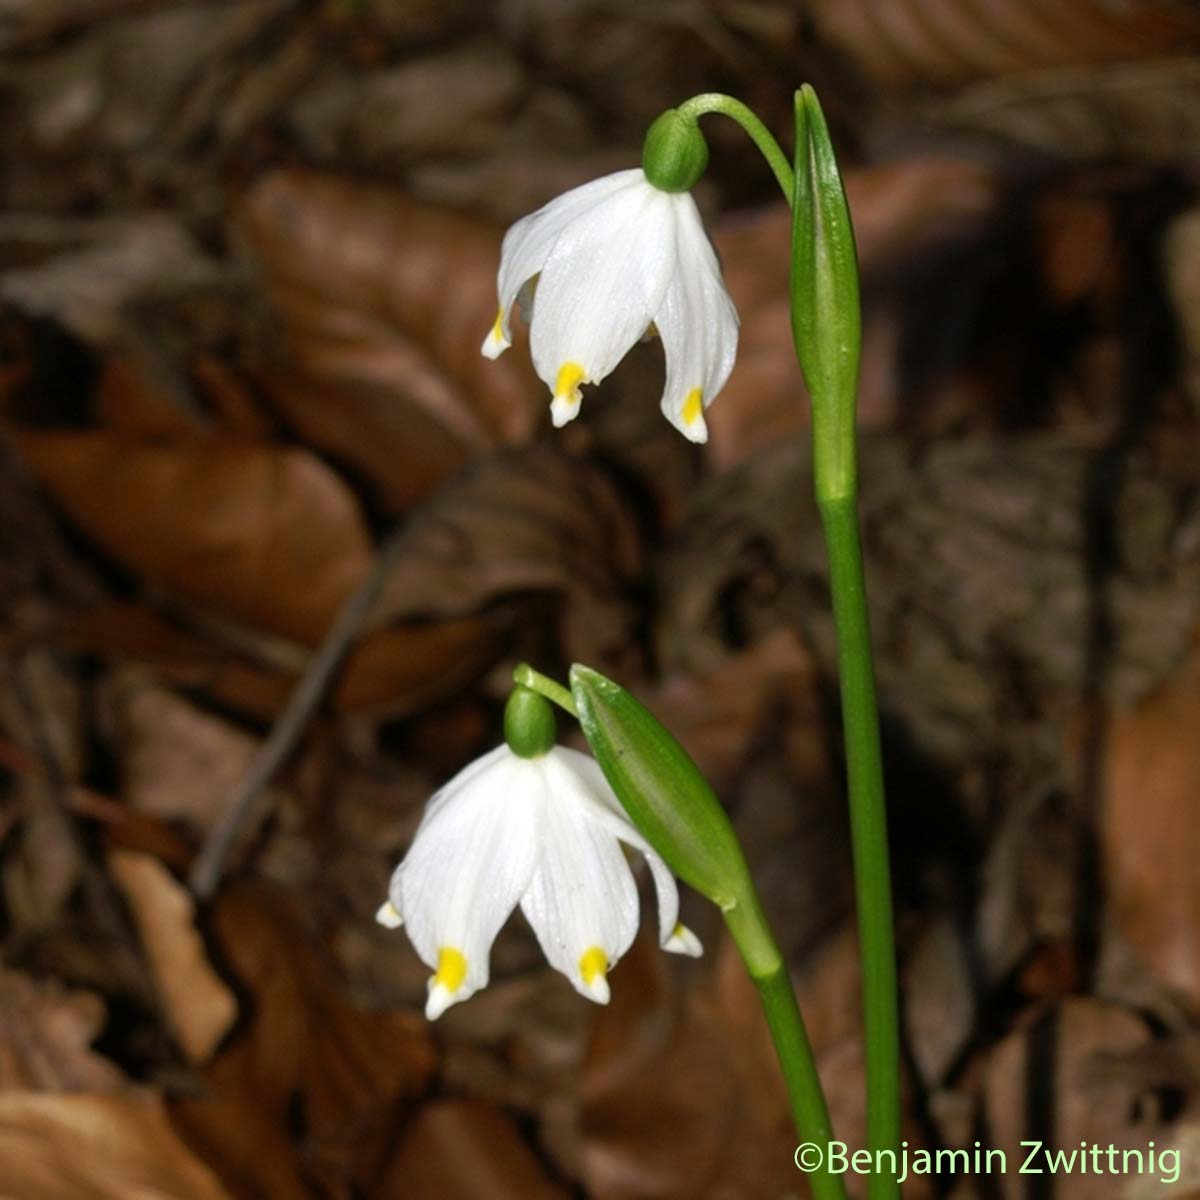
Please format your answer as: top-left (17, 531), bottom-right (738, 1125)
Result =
top-left (376, 742), bottom-right (702, 1020)
top-left (481, 168), bottom-right (738, 444)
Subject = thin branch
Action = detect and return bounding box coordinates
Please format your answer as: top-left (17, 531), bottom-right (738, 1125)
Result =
top-left (188, 522), bottom-right (410, 899)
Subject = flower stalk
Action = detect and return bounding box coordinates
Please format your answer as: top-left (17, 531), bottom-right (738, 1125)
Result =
top-left (791, 85), bottom-right (900, 1200)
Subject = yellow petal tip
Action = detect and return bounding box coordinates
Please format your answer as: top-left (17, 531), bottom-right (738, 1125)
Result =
top-left (579, 945), bottom-right (611, 1001)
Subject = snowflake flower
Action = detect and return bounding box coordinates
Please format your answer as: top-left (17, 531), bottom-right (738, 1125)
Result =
top-left (377, 743), bottom-right (702, 1019)
top-left (481, 168), bottom-right (737, 443)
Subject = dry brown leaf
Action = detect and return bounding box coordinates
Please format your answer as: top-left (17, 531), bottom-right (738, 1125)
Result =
top-left (289, 42), bottom-right (524, 165)
top-left (170, 881), bottom-right (437, 1198)
top-left (61, 599), bottom-right (504, 722)
top-left (0, 970), bottom-right (126, 1093)
top-left (368, 446), bottom-right (643, 671)
top-left (582, 929), bottom-right (883, 1200)
top-left (94, 357), bottom-right (208, 438)
top-left (15, 430), bottom-right (372, 646)
top-left (335, 614), bottom-right (508, 715)
top-left (1094, 640), bottom-right (1200, 1006)
top-left (260, 370), bottom-right (474, 515)
top-left (378, 1100), bottom-right (569, 1199)
top-left (928, 59), bottom-right (1200, 161)
top-left (1166, 207), bottom-right (1200, 413)
top-left (582, 931), bottom-right (781, 1198)
top-left (107, 849), bottom-right (236, 1066)
top-left (977, 998), bottom-right (1155, 1200)
top-left (104, 672), bottom-right (259, 834)
top-left (237, 170), bottom-right (541, 461)
top-left (0, 216), bottom-right (220, 345)
top-left (809, 0), bottom-right (1200, 90)
top-left (0, 1092), bottom-right (233, 1200)
top-left (650, 627), bottom-right (822, 785)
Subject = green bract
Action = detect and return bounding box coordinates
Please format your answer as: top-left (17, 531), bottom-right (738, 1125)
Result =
top-left (790, 84), bottom-right (862, 504)
top-left (569, 664), bottom-right (752, 910)
top-left (641, 109), bottom-right (709, 193)
top-left (503, 685), bottom-right (556, 759)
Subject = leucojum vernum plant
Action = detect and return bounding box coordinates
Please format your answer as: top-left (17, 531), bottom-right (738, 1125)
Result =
top-left (377, 89), bottom-right (898, 1200)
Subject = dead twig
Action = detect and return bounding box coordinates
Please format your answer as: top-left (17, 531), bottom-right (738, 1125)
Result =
top-left (188, 522), bottom-right (411, 899)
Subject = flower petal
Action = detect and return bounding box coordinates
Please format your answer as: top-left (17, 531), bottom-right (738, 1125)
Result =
top-left (389, 747), bottom-right (542, 1018)
top-left (653, 194), bottom-right (739, 443)
top-left (664, 923), bottom-right (703, 957)
top-left (520, 750), bottom-right (640, 1003)
top-left (529, 174), bottom-right (678, 422)
top-left (481, 170), bottom-right (644, 359)
top-left (549, 748), bottom-right (696, 951)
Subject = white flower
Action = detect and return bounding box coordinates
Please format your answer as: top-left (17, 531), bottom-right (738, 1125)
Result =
top-left (481, 168), bottom-right (738, 444)
top-left (376, 743), bottom-right (702, 1019)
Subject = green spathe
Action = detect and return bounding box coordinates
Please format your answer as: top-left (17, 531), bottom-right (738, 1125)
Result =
top-left (569, 664), bottom-right (752, 911)
top-left (641, 109), bottom-right (709, 193)
top-left (790, 84), bottom-right (861, 504)
top-left (503, 685), bottom-right (556, 759)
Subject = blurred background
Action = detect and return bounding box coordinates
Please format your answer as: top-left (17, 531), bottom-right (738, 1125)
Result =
top-left (1, 0), bottom-right (1199, 1196)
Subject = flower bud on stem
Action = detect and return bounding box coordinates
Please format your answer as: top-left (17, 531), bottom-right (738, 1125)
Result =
top-left (791, 84), bottom-right (899, 1200)
top-left (570, 664), bottom-right (846, 1200)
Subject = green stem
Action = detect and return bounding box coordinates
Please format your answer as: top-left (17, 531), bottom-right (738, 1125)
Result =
top-left (676, 93), bottom-right (794, 204)
top-left (512, 663), bottom-right (577, 717)
top-left (789, 83), bottom-right (900, 1197)
top-left (818, 497), bottom-right (900, 1199)
top-left (724, 890), bottom-right (847, 1200)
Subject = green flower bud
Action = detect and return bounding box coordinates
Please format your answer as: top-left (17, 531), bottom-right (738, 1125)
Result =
top-left (503, 685), bottom-right (556, 759)
top-left (642, 109), bottom-right (709, 193)
top-left (790, 84), bottom-right (861, 503)
top-left (570, 664), bottom-right (753, 910)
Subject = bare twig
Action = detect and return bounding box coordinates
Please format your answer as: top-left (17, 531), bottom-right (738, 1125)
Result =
top-left (188, 522), bottom-right (411, 899)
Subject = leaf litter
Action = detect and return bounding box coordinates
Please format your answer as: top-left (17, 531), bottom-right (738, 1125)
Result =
top-left (0, 2), bottom-right (1199, 1196)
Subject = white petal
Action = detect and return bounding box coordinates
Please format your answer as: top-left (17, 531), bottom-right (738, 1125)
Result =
top-left (482, 170), bottom-right (643, 359)
top-left (664, 923), bottom-right (703, 957)
top-left (548, 748), bottom-right (694, 951)
top-left (520, 750), bottom-right (640, 1003)
top-left (375, 900), bottom-right (403, 929)
top-left (529, 174), bottom-right (678, 420)
top-left (653, 193), bottom-right (739, 443)
top-left (389, 747), bottom-right (542, 1018)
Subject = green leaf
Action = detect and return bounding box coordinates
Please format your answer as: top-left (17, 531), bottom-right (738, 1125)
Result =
top-left (569, 664), bottom-right (753, 911)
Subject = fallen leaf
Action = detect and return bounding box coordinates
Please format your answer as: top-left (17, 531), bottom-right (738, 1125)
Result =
top-left (378, 1100), bottom-right (569, 1199)
top-left (0, 970), bottom-right (126, 1093)
top-left (977, 998), bottom-right (1155, 1200)
top-left (0, 1092), bottom-right (233, 1200)
top-left (0, 216), bottom-right (219, 345)
top-left (15, 431), bottom-right (372, 646)
top-left (808, 0), bottom-right (1200, 89)
top-left (929, 60), bottom-right (1200, 161)
top-left (107, 850), bottom-right (237, 1066)
top-left (1165, 207), bottom-right (1200, 412)
top-left (1094, 640), bottom-right (1200, 1006)
top-left (237, 169), bottom-right (541, 459)
top-left (103, 671), bottom-right (259, 835)
top-left (582, 925), bottom-right (922, 1200)
top-left (170, 882), bottom-right (437, 1198)
top-left (367, 446), bottom-right (644, 671)
top-left (260, 370), bottom-right (475, 515)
